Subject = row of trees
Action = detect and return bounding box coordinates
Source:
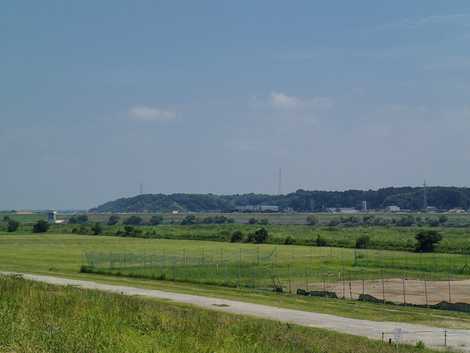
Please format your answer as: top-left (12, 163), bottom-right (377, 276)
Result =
top-left (306, 215), bottom-right (449, 227)
top-left (91, 187), bottom-right (470, 213)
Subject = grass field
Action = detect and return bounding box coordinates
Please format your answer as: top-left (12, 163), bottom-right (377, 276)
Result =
top-left (2, 233), bottom-right (470, 328)
top-left (36, 222), bottom-right (470, 254)
top-left (0, 275), bottom-right (439, 353)
top-left (4, 211), bottom-right (470, 253)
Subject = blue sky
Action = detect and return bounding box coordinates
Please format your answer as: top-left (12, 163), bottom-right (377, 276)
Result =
top-left (2, 1), bottom-right (470, 209)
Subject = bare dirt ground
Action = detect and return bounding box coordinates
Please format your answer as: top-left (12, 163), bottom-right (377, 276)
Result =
top-left (306, 278), bottom-right (470, 305)
top-left (2, 271), bottom-right (470, 352)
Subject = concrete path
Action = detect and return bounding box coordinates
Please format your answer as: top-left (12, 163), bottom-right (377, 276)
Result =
top-left (2, 272), bottom-right (469, 352)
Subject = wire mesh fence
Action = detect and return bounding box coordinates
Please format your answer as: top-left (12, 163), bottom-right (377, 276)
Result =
top-left (81, 247), bottom-right (470, 306)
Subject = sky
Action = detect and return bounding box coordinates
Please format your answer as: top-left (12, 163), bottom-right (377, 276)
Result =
top-left (2, 1), bottom-right (470, 210)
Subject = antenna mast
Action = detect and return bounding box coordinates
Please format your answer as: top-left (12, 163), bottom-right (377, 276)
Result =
top-left (277, 168), bottom-right (282, 195)
top-left (423, 180), bottom-right (428, 210)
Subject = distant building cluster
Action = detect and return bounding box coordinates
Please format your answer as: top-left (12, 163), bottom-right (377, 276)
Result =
top-left (235, 205), bottom-right (280, 212)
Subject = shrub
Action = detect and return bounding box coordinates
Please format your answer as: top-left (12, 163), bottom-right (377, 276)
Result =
top-left (69, 214), bottom-right (89, 224)
top-left (248, 218), bottom-right (258, 225)
top-left (415, 341), bottom-right (425, 349)
top-left (107, 215), bottom-right (120, 225)
top-left (258, 219), bottom-right (269, 225)
top-left (284, 235), bottom-right (295, 245)
top-left (230, 230), bottom-right (244, 242)
top-left (123, 215), bottom-right (143, 226)
top-left (327, 219), bottom-right (340, 227)
top-left (306, 215), bottom-right (318, 226)
top-left (181, 215), bottom-right (197, 225)
top-left (415, 230), bottom-right (442, 252)
top-left (91, 223), bottom-right (103, 235)
top-left (7, 219), bottom-right (20, 232)
top-left (396, 215), bottom-right (415, 227)
top-left (253, 228), bottom-right (269, 244)
top-left (355, 235), bottom-right (370, 249)
top-left (315, 234), bottom-right (327, 247)
top-left (149, 215), bottom-right (163, 225)
top-left (32, 220), bottom-right (49, 233)
top-left (438, 215), bottom-right (448, 224)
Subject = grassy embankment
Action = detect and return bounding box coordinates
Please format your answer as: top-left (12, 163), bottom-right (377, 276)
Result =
top-left (0, 275), bottom-right (439, 353)
top-left (2, 233), bottom-right (470, 329)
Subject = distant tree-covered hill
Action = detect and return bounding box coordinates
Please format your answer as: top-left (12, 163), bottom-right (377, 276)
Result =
top-left (90, 187), bottom-right (470, 213)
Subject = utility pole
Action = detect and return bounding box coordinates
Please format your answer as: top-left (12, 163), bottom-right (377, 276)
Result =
top-left (277, 168), bottom-right (282, 195)
top-left (423, 180), bottom-right (428, 210)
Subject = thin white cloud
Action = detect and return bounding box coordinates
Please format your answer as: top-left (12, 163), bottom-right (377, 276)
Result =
top-left (128, 105), bottom-right (176, 122)
top-left (377, 13), bottom-right (470, 31)
top-left (269, 92), bottom-right (333, 111)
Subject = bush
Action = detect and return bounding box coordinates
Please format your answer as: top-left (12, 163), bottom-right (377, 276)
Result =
top-left (7, 219), bottom-right (20, 232)
top-left (415, 341), bottom-right (425, 349)
top-left (123, 216), bottom-right (143, 226)
top-left (120, 226), bottom-right (142, 237)
top-left (438, 215), bottom-right (448, 224)
top-left (315, 234), bottom-right (327, 247)
top-left (355, 235), bottom-right (370, 249)
top-left (284, 235), bottom-right (295, 245)
top-left (258, 219), bottom-right (269, 225)
top-left (107, 215), bottom-right (120, 225)
top-left (181, 215), bottom-right (197, 225)
top-left (253, 228), bottom-right (269, 244)
top-left (306, 215), bottom-right (318, 226)
top-left (230, 230), bottom-right (244, 243)
top-left (91, 223), bottom-right (103, 235)
top-left (148, 215), bottom-right (163, 225)
top-left (415, 230), bottom-right (442, 252)
top-left (69, 214), bottom-right (89, 224)
top-left (32, 220), bottom-right (49, 233)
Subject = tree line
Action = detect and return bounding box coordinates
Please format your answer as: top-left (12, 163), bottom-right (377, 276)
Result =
top-left (90, 187), bottom-right (470, 213)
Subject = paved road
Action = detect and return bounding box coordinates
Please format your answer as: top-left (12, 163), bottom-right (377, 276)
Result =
top-left (2, 272), bottom-right (469, 352)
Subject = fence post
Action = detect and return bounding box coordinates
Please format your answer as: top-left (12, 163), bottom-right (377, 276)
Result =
top-left (349, 271), bottom-right (352, 299)
top-left (381, 269), bottom-right (385, 303)
top-left (424, 274), bottom-right (429, 307)
top-left (444, 329), bottom-right (447, 347)
top-left (448, 273), bottom-right (452, 303)
top-left (402, 272), bottom-right (406, 305)
top-left (238, 248), bottom-right (241, 288)
top-left (288, 262), bottom-right (292, 294)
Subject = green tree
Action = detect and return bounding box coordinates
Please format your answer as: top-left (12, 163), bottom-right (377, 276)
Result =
top-left (248, 218), bottom-right (258, 225)
top-left (7, 219), bottom-right (20, 232)
top-left (181, 215), bottom-right (197, 225)
top-left (315, 234), bottom-right (327, 247)
top-left (123, 215), bottom-right (143, 226)
top-left (107, 215), bottom-right (120, 225)
top-left (32, 220), bottom-right (49, 233)
top-left (230, 230), bottom-right (243, 242)
top-left (306, 215), bottom-right (318, 226)
top-left (253, 228), bottom-right (269, 243)
top-left (438, 215), bottom-right (448, 224)
top-left (149, 215), bottom-right (163, 225)
top-left (415, 230), bottom-right (442, 252)
top-left (91, 223), bottom-right (103, 235)
top-left (355, 235), bottom-right (370, 249)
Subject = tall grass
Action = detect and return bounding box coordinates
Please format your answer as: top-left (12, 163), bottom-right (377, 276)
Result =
top-left (0, 275), bottom-right (437, 353)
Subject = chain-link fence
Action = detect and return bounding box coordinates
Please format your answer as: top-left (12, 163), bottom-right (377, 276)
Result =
top-left (82, 247), bottom-right (470, 307)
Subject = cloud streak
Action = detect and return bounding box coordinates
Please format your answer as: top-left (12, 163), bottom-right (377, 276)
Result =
top-left (269, 92), bottom-right (333, 111)
top-left (128, 105), bottom-right (176, 122)
top-left (377, 13), bottom-right (470, 31)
